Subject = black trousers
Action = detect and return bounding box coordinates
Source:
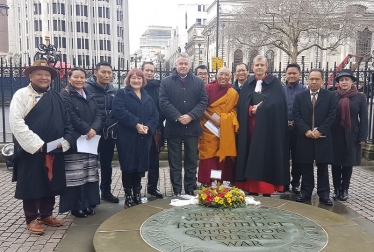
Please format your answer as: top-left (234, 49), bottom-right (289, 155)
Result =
top-left (300, 163), bottom-right (330, 199)
top-left (289, 129), bottom-right (302, 188)
top-left (147, 140), bottom-right (160, 192)
top-left (121, 171), bottom-right (142, 189)
top-left (167, 136), bottom-right (198, 194)
top-left (23, 196), bottom-right (55, 224)
top-left (98, 137), bottom-right (116, 194)
top-left (331, 165), bottom-right (353, 190)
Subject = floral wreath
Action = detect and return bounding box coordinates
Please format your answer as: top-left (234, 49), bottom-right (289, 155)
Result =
top-left (197, 184), bottom-right (246, 208)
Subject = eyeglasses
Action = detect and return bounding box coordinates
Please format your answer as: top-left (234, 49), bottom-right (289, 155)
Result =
top-left (236, 69), bottom-right (248, 73)
top-left (197, 72), bottom-right (208, 76)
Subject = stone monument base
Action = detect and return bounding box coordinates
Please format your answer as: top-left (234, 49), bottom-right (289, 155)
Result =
top-left (93, 197), bottom-right (374, 252)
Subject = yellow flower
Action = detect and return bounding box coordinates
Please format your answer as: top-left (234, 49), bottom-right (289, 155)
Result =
top-left (227, 198), bottom-right (232, 203)
top-left (201, 194), bottom-right (207, 200)
top-left (214, 196), bottom-right (220, 203)
top-left (218, 199), bottom-right (224, 205)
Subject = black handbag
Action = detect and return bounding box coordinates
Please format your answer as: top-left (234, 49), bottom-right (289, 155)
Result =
top-left (103, 110), bottom-right (118, 140)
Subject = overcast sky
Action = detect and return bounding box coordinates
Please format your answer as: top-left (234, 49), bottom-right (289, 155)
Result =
top-left (128, 0), bottom-right (184, 53)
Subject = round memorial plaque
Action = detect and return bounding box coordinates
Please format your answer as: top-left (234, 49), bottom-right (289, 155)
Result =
top-left (141, 205), bottom-right (327, 252)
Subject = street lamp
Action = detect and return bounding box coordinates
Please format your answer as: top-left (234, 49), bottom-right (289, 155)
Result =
top-left (216, 0), bottom-right (220, 57)
top-left (134, 53), bottom-right (138, 68)
top-left (206, 29), bottom-right (211, 69)
top-left (198, 43), bottom-right (201, 65)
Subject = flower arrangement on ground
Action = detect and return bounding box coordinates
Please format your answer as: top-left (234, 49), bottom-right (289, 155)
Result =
top-left (197, 184), bottom-right (246, 208)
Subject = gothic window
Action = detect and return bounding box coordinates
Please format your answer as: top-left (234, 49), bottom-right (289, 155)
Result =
top-left (249, 50), bottom-right (259, 66)
top-left (356, 28), bottom-right (372, 57)
top-left (265, 50), bottom-right (275, 73)
top-left (233, 49), bottom-right (243, 71)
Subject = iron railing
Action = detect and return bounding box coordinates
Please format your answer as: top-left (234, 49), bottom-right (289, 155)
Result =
top-left (1, 58), bottom-right (374, 143)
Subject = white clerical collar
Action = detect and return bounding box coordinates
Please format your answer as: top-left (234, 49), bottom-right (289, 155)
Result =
top-left (255, 79), bottom-right (263, 93)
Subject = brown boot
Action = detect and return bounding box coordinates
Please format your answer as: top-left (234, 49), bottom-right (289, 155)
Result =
top-left (27, 220), bottom-right (44, 235)
top-left (39, 216), bottom-right (64, 227)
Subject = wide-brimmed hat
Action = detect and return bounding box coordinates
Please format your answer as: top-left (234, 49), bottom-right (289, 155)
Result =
top-left (335, 69), bottom-right (357, 82)
top-left (24, 59), bottom-right (58, 79)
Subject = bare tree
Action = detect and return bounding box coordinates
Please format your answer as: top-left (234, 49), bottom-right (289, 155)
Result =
top-left (226, 0), bottom-right (360, 62)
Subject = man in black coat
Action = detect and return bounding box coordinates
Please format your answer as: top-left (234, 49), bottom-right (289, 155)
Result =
top-left (235, 55), bottom-right (289, 194)
top-left (293, 69), bottom-right (337, 206)
top-left (142, 62), bottom-right (165, 198)
top-left (159, 53), bottom-right (208, 196)
top-left (9, 60), bottom-right (73, 234)
top-left (85, 62), bottom-right (119, 203)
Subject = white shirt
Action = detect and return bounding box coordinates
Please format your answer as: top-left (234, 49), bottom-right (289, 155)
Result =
top-left (9, 84), bottom-right (70, 154)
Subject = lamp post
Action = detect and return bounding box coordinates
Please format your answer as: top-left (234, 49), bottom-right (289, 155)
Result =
top-left (134, 53), bottom-right (138, 68)
top-left (216, 0), bottom-right (220, 57)
top-left (198, 43), bottom-right (201, 65)
top-left (206, 29), bottom-right (211, 69)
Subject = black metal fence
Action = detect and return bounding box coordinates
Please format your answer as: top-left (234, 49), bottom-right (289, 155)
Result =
top-left (1, 58), bottom-right (374, 143)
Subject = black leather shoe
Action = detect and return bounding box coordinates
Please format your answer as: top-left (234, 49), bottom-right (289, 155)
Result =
top-left (339, 189), bottom-right (348, 201)
top-left (319, 198), bottom-right (333, 206)
top-left (84, 207), bottom-right (95, 216)
top-left (174, 192), bottom-right (181, 197)
top-left (332, 189), bottom-right (340, 200)
top-left (292, 186), bottom-right (301, 194)
top-left (296, 195), bottom-right (311, 203)
top-left (71, 210), bottom-right (87, 218)
top-left (148, 189), bottom-right (164, 198)
top-left (185, 191), bottom-right (196, 196)
top-left (101, 193), bottom-right (119, 203)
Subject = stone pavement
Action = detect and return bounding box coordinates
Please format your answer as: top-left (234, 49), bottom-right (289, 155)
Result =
top-left (0, 162), bottom-right (374, 251)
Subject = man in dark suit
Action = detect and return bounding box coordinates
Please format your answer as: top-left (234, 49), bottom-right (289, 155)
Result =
top-left (293, 69), bottom-right (337, 206)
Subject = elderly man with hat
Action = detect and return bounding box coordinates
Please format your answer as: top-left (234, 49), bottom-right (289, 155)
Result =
top-left (9, 59), bottom-right (73, 235)
top-left (331, 69), bottom-right (368, 201)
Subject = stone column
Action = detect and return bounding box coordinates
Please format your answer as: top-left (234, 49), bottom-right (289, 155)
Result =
top-left (0, 0), bottom-right (9, 54)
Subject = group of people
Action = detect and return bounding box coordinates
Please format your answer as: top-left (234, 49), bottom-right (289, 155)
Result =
top-left (193, 55), bottom-right (367, 207)
top-left (9, 59), bottom-right (164, 234)
top-left (9, 52), bottom-right (368, 235)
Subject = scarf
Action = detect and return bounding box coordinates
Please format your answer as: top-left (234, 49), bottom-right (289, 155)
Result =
top-left (337, 86), bottom-right (358, 130)
top-left (31, 83), bottom-right (50, 93)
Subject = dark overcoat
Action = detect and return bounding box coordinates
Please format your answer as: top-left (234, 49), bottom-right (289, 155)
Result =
top-left (13, 90), bottom-right (73, 199)
top-left (60, 85), bottom-right (102, 153)
top-left (293, 88), bottom-right (337, 163)
top-left (159, 69), bottom-right (208, 138)
top-left (235, 74), bottom-right (289, 185)
top-left (112, 86), bottom-right (159, 172)
top-left (143, 79), bottom-right (166, 149)
top-left (85, 76), bottom-right (117, 133)
top-left (331, 92), bottom-right (368, 166)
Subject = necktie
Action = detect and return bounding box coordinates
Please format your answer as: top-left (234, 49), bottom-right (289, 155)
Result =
top-left (311, 92), bottom-right (317, 130)
top-left (255, 80), bottom-right (262, 93)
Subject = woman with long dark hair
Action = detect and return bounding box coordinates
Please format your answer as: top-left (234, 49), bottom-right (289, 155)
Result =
top-left (331, 69), bottom-right (368, 201)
